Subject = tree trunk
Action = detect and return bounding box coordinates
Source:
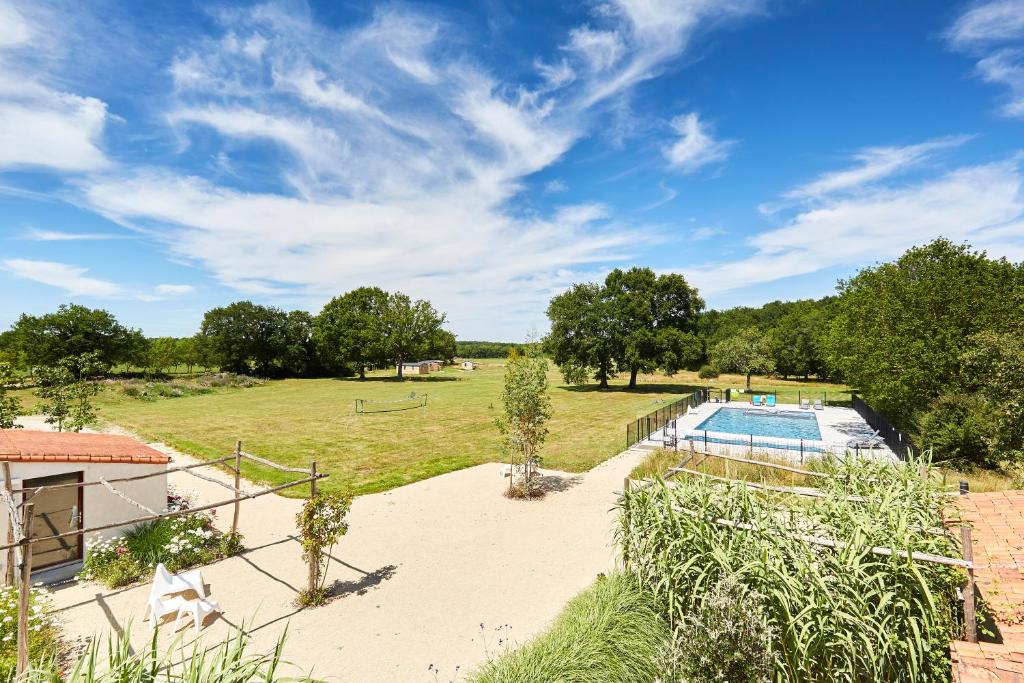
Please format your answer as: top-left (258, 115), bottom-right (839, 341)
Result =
top-left (629, 368), bottom-right (638, 389)
top-left (746, 371), bottom-right (752, 390)
top-left (359, 365), bottom-right (366, 380)
top-left (396, 359), bottom-right (404, 380)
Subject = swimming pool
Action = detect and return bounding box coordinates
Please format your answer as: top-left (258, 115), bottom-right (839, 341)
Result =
top-left (693, 407), bottom-right (822, 441)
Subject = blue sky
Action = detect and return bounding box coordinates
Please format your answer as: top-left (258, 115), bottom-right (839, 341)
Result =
top-left (1, 0), bottom-right (1023, 341)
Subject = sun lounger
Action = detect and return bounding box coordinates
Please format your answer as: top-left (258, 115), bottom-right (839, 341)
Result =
top-left (146, 563), bottom-right (208, 627)
top-left (751, 395), bottom-right (762, 406)
top-left (814, 399), bottom-right (823, 410)
top-left (800, 399), bottom-right (810, 410)
top-left (765, 395), bottom-right (776, 408)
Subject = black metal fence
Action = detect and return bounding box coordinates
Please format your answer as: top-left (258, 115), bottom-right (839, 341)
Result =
top-left (626, 390), bottom-right (708, 448)
top-left (850, 393), bottom-right (915, 461)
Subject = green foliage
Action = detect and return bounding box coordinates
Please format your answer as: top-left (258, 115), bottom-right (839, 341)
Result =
top-left (917, 393), bottom-right (995, 468)
top-left (7, 303), bottom-right (146, 371)
top-left (455, 341), bottom-right (523, 358)
top-left (710, 328), bottom-right (775, 389)
top-left (379, 292), bottom-right (451, 379)
top-left (145, 337), bottom-right (181, 374)
top-left (823, 239), bottom-right (1023, 426)
top-left (0, 362), bottom-right (23, 429)
top-left (495, 348), bottom-right (552, 496)
top-left (659, 574), bottom-right (776, 683)
top-left (697, 364), bottom-right (719, 381)
top-left (79, 508), bottom-right (240, 588)
top-left (21, 624), bottom-right (306, 682)
top-left (468, 573), bottom-right (670, 683)
top-left (619, 459), bottom-right (964, 682)
top-left (35, 353), bottom-right (102, 432)
top-left (199, 301), bottom-right (317, 377)
top-left (0, 584), bottom-right (61, 680)
top-left (314, 287), bottom-right (389, 378)
top-left (296, 493), bottom-right (351, 606)
top-left (545, 268), bottom-right (703, 389)
top-left (960, 329), bottom-right (1024, 462)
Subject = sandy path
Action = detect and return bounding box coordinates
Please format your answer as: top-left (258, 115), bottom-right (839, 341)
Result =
top-left (37, 417), bottom-right (647, 681)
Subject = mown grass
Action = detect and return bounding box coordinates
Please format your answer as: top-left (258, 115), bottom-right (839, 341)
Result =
top-left (468, 573), bottom-right (669, 683)
top-left (13, 362), bottom-right (849, 497)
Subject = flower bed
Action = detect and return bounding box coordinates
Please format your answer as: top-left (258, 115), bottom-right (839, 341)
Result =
top-left (78, 490), bottom-right (243, 589)
top-left (0, 584), bottom-right (60, 679)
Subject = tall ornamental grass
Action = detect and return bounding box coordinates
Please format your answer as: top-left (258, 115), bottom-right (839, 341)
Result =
top-left (619, 458), bottom-right (964, 682)
top-left (469, 573), bottom-right (669, 683)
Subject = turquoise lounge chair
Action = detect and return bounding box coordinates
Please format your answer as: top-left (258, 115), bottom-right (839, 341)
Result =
top-left (751, 395), bottom-right (762, 406)
top-left (765, 395), bottom-right (777, 408)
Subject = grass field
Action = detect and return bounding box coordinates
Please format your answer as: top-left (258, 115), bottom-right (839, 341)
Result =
top-left (15, 362), bottom-right (851, 497)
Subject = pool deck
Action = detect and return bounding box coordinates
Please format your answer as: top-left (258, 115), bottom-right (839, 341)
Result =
top-left (643, 401), bottom-right (896, 462)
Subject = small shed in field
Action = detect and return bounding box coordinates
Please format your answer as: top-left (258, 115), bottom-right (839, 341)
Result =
top-left (398, 361), bottom-right (431, 376)
top-left (460, 360), bottom-right (476, 371)
top-left (0, 431), bottom-right (168, 573)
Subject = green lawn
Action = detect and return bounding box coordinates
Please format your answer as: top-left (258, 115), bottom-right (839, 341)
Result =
top-left (18, 362), bottom-right (851, 497)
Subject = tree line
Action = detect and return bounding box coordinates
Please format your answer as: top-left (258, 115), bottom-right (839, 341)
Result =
top-left (0, 288), bottom-right (455, 380)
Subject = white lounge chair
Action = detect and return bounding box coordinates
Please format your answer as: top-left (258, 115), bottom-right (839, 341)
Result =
top-left (173, 597), bottom-right (221, 635)
top-left (800, 399), bottom-right (810, 410)
top-left (814, 399), bottom-right (824, 410)
top-left (146, 563), bottom-right (207, 625)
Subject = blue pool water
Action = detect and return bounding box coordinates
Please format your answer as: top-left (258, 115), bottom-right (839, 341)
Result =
top-left (694, 407), bottom-right (822, 441)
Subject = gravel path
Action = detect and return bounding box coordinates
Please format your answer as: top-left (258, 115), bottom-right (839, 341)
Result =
top-left (38, 418), bottom-right (648, 681)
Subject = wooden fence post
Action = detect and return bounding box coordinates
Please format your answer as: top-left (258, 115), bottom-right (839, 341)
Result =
top-left (307, 462), bottom-right (319, 595)
top-left (16, 503), bottom-right (34, 678)
top-left (961, 525), bottom-right (977, 643)
top-left (231, 440), bottom-right (242, 537)
top-left (3, 463), bottom-right (14, 587)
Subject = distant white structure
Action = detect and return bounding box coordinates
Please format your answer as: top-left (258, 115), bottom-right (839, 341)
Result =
top-left (398, 361), bottom-right (430, 376)
top-left (460, 360), bottom-right (476, 371)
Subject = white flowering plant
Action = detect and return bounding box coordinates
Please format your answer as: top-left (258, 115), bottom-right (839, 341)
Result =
top-left (78, 504), bottom-right (243, 589)
top-left (0, 583), bottom-right (60, 679)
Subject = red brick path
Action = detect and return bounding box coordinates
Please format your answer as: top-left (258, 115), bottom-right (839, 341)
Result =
top-left (951, 491), bottom-right (1024, 682)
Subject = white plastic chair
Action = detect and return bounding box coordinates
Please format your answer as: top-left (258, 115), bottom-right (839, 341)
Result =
top-left (800, 399), bottom-right (810, 410)
top-left (145, 563), bottom-right (207, 626)
top-left (814, 399), bottom-right (824, 410)
top-left (173, 597), bottom-right (221, 635)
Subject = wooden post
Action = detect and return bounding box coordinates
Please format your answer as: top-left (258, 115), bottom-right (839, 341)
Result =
top-left (15, 503), bottom-right (34, 678)
top-left (960, 525), bottom-right (977, 642)
top-left (307, 462), bottom-right (319, 595)
top-left (3, 463), bottom-right (15, 587)
top-left (230, 441), bottom-right (242, 537)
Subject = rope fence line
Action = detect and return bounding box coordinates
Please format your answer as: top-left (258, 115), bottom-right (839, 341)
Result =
top-left (99, 478), bottom-right (158, 515)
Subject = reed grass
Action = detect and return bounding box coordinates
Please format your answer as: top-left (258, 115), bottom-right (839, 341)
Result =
top-left (619, 458), bottom-right (964, 682)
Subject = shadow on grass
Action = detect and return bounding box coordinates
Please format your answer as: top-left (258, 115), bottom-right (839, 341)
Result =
top-left (557, 383), bottom-right (704, 395)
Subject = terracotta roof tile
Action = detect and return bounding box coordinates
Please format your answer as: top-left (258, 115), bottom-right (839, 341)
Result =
top-left (0, 430), bottom-right (169, 465)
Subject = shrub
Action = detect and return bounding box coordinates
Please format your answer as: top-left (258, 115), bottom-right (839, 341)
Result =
top-left (697, 364), bottom-right (720, 381)
top-left (619, 460), bottom-right (964, 682)
top-left (917, 393), bottom-right (996, 468)
top-left (79, 507), bottom-right (242, 588)
top-left (659, 574), bottom-right (776, 683)
top-left (0, 584), bottom-right (61, 680)
top-left (295, 493), bottom-right (351, 607)
top-left (469, 573), bottom-right (670, 683)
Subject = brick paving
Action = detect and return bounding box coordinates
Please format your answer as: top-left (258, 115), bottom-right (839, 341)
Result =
top-left (951, 491), bottom-right (1024, 682)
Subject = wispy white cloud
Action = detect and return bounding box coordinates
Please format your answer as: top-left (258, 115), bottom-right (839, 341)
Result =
top-left (0, 0), bottom-right (111, 171)
top-left (948, 0), bottom-right (1024, 118)
top-left (663, 112), bottom-right (734, 173)
top-left (544, 179), bottom-right (568, 193)
top-left (23, 229), bottom-right (122, 241)
top-left (640, 182), bottom-right (679, 211)
top-left (2, 258), bottom-right (124, 297)
top-left (685, 150), bottom-right (1024, 296)
top-left (777, 135), bottom-right (972, 202)
top-left (154, 284), bottom-right (196, 296)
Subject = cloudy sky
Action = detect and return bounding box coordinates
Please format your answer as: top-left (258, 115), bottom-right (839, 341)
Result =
top-left (1, 0), bottom-right (1023, 340)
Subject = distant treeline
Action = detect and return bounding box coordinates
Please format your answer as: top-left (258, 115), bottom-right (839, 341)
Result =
top-left (455, 341), bottom-right (524, 358)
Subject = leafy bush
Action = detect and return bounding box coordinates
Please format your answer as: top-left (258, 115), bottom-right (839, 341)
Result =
top-left (469, 573), bottom-right (670, 683)
top-left (917, 393), bottom-right (995, 468)
top-left (697, 364), bottom-right (720, 380)
top-left (295, 493), bottom-right (351, 607)
top-left (0, 584), bottom-right (61, 680)
top-left (659, 574), bottom-right (776, 683)
top-left (619, 459), bottom-right (964, 682)
top-left (79, 502), bottom-right (242, 588)
top-left (22, 625), bottom-right (308, 682)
